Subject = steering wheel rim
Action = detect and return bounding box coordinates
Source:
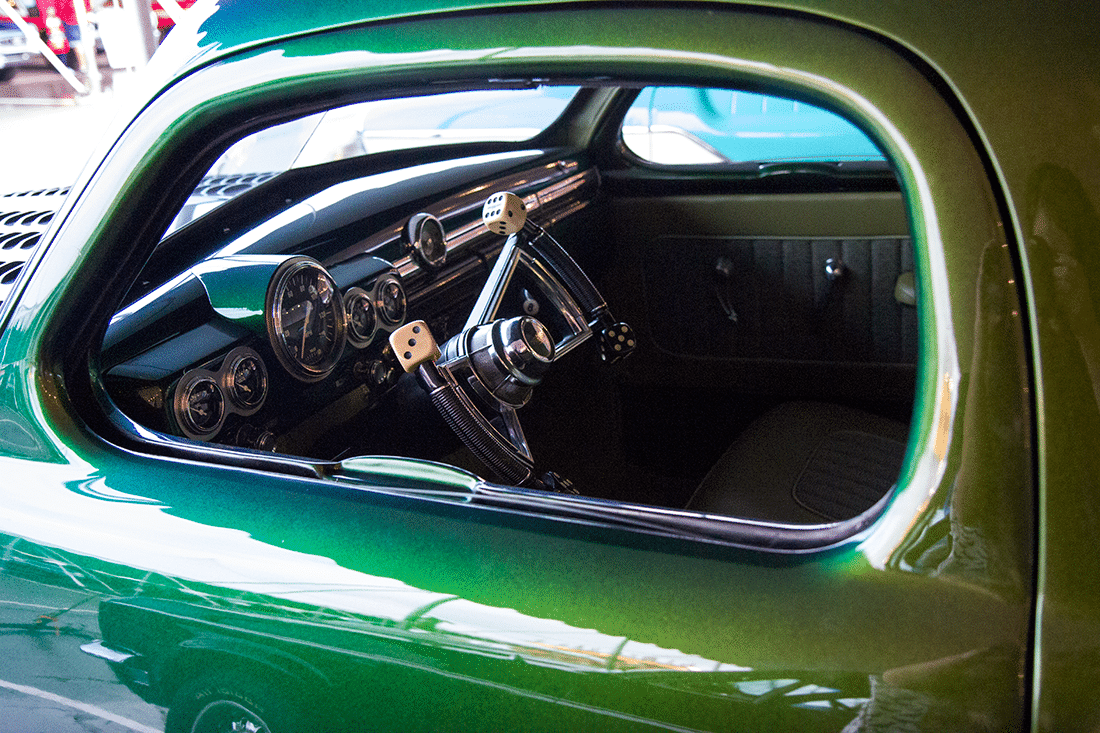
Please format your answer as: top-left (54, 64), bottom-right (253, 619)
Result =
top-left (389, 193), bottom-right (633, 488)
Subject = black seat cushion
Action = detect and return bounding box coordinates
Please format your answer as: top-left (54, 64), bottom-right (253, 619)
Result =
top-left (686, 401), bottom-right (910, 524)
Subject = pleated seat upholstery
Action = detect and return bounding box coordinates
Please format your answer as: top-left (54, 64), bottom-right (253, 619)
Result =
top-left (686, 401), bottom-right (910, 524)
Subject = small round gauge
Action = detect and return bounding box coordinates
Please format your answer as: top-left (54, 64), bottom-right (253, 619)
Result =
top-left (223, 347), bottom-right (268, 414)
top-left (406, 213), bottom-right (447, 269)
top-left (343, 287), bottom-right (377, 348)
top-left (173, 373), bottom-right (225, 439)
top-left (376, 275), bottom-right (407, 327)
top-left (267, 257), bottom-right (347, 382)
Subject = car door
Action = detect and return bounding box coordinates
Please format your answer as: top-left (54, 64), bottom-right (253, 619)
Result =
top-left (527, 87), bottom-right (918, 508)
top-left (0, 4), bottom-right (1033, 732)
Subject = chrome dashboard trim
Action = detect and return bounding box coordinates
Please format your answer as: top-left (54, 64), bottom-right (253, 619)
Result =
top-left (382, 160), bottom-right (594, 284)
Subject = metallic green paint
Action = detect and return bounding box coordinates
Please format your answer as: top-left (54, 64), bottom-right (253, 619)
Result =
top-left (193, 255), bottom-right (293, 330)
top-left (0, 0), bottom-right (1080, 730)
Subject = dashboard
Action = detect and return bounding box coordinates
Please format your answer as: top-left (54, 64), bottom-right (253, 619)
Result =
top-left (101, 150), bottom-right (598, 459)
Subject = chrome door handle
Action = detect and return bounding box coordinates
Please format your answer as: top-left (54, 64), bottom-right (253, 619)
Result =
top-left (714, 256), bottom-right (738, 323)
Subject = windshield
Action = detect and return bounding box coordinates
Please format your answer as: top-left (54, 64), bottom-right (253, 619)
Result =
top-left (168, 86), bottom-right (580, 234)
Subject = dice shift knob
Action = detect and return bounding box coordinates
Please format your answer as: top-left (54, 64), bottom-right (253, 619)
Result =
top-left (482, 192), bottom-right (527, 235)
top-left (389, 320), bottom-right (441, 372)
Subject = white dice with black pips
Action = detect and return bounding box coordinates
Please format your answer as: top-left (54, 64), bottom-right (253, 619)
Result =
top-left (482, 192), bottom-right (528, 235)
top-left (389, 320), bottom-right (441, 373)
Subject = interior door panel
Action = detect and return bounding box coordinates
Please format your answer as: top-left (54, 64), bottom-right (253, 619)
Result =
top-left (645, 234), bottom-right (917, 363)
top-left (605, 191), bottom-right (916, 406)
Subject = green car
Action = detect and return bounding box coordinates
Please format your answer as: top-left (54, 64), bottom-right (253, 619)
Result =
top-left (0, 0), bottom-right (1095, 731)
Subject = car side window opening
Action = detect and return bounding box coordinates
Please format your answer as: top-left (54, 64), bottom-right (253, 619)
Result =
top-left (623, 87), bottom-right (886, 165)
top-left (101, 81), bottom-right (916, 533)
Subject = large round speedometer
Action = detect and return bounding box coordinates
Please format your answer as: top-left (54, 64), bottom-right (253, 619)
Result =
top-left (266, 257), bottom-right (347, 382)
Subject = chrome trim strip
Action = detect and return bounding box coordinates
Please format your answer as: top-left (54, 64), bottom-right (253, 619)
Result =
top-left (388, 160), bottom-right (596, 286)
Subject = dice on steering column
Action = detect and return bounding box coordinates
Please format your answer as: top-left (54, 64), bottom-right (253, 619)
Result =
top-left (596, 321), bottom-right (637, 363)
top-left (482, 192), bottom-right (528, 236)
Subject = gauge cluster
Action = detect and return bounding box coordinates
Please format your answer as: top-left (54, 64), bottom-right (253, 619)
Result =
top-left (344, 272), bottom-right (407, 349)
top-left (260, 256), bottom-right (408, 383)
top-left (164, 257), bottom-right (409, 446)
top-left (171, 346), bottom-right (269, 441)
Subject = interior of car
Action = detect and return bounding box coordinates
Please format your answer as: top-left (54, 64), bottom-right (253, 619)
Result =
top-left (97, 82), bottom-right (917, 528)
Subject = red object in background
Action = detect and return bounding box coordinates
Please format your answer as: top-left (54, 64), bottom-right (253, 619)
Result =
top-left (1, 0), bottom-right (72, 55)
top-left (1, 2), bottom-right (54, 54)
top-left (1, 0), bottom-right (198, 60)
top-left (50, 0), bottom-right (89, 26)
top-left (152, 0), bottom-right (197, 31)
top-left (44, 0), bottom-right (91, 58)
top-left (42, 9), bottom-right (67, 54)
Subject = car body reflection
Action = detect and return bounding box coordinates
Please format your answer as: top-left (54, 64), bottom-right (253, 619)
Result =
top-left (2, 519), bottom-right (871, 732)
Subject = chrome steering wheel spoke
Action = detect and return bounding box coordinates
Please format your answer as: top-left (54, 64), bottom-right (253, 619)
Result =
top-left (390, 192), bottom-right (632, 488)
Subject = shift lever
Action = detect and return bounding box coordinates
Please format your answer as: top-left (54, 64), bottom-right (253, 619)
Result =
top-left (481, 192), bottom-right (636, 363)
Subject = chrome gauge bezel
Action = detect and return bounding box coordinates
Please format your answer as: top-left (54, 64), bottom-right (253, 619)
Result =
top-left (172, 371), bottom-right (226, 440)
top-left (375, 273), bottom-right (408, 328)
top-left (405, 213), bottom-right (447, 270)
top-left (343, 287), bottom-right (377, 349)
top-left (266, 257), bottom-right (347, 383)
top-left (171, 347), bottom-right (269, 441)
top-left (221, 346), bottom-right (269, 415)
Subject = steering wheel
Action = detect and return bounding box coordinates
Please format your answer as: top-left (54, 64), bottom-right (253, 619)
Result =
top-left (389, 192), bottom-right (635, 490)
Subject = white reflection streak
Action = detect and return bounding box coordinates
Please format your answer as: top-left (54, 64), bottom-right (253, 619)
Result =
top-left (0, 678), bottom-right (160, 733)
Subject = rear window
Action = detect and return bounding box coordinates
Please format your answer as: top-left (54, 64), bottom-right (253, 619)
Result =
top-left (622, 87), bottom-right (885, 165)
